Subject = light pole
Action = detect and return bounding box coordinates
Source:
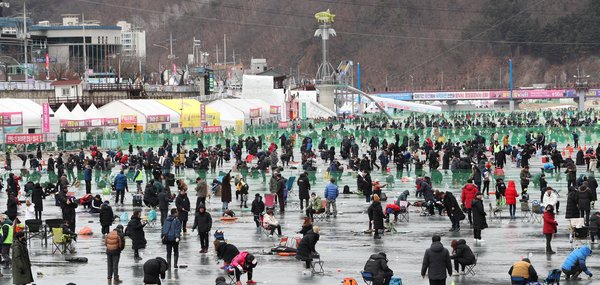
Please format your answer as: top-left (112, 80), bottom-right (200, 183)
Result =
top-left (509, 59), bottom-right (514, 111)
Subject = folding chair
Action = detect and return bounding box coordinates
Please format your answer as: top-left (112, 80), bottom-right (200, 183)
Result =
top-left (488, 203), bottom-right (503, 221)
top-left (397, 201), bottom-right (410, 222)
top-left (544, 269), bottom-right (561, 285)
top-left (51, 227), bottom-right (74, 254)
top-left (520, 201), bottom-right (533, 223)
top-left (145, 209), bottom-right (158, 228)
top-left (223, 265), bottom-right (236, 285)
top-left (464, 253), bottom-right (478, 276)
top-left (531, 200), bottom-right (543, 223)
top-left (264, 194), bottom-right (276, 208)
top-left (361, 271), bottom-right (374, 285)
top-left (569, 218), bottom-right (589, 249)
top-left (310, 253), bottom-right (324, 274)
top-left (24, 219), bottom-right (44, 246)
top-left (44, 218), bottom-right (64, 246)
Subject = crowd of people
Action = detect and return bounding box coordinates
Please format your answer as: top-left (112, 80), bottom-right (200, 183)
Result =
top-left (0, 110), bottom-right (599, 284)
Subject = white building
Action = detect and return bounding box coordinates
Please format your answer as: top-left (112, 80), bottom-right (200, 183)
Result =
top-left (116, 21), bottom-right (146, 59)
top-left (30, 15), bottom-right (122, 74)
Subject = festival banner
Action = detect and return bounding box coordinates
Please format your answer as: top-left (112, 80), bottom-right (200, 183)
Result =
top-left (60, 120), bottom-right (89, 128)
top-left (5, 134), bottom-right (44, 144)
top-left (103, 118), bottom-right (119, 126)
top-left (301, 103), bottom-right (307, 120)
top-left (278, 121), bottom-right (289, 129)
top-left (270, 105), bottom-right (281, 115)
top-left (203, 126), bottom-right (222, 133)
top-left (42, 103), bottom-right (50, 133)
top-left (45, 133), bottom-right (58, 142)
top-left (121, 115), bottom-right (138, 124)
top-left (249, 108), bottom-right (261, 118)
top-left (147, 114), bottom-right (170, 123)
top-left (200, 104), bottom-right (206, 121)
top-left (0, 112), bottom-right (23, 126)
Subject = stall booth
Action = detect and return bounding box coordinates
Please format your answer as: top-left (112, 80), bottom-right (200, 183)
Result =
top-left (99, 100), bottom-right (181, 132)
top-left (158, 99), bottom-right (220, 130)
top-left (207, 100), bottom-right (245, 133)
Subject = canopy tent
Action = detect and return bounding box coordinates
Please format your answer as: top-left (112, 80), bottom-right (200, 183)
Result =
top-left (99, 100), bottom-right (181, 131)
top-left (363, 95), bottom-right (442, 114)
top-left (207, 100), bottom-right (245, 131)
top-left (85, 103), bottom-right (117, 128)
top-left (0, 99), bottom-right (58, 133)
top-left (54, 104), bottom-right (73, 120)
top-left (216, 99), bottom-right (276, 125)
top-left (158, 99), bottom-right (220, 128)
top-left (70, 104), bottom-right (89, 120)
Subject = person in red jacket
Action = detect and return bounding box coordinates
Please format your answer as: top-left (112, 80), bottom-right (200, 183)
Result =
top-left (543, 204), bottom-right (558, 254)
top-left (505, 180), bottom-right (519, 220)
top-left (461, 179), bottom-right (478, 225)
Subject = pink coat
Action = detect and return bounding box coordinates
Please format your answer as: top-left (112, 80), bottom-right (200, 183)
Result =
top-left (230, 251), bottom-right (249, 271)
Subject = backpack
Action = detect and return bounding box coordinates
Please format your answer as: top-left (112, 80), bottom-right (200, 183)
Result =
top-left (531, 200), bottom-right (542, 214)
top-left (342, 278), bottom-right (358, 285)
top-left (390, 277), bottom-right (403, 285)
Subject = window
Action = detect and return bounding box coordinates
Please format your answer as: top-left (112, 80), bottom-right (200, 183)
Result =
top-left (61, 87), bottom-right (70, 97)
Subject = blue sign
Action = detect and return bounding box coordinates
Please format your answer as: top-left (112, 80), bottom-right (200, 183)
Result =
top-left (372, 93), bottom-right (413, 101)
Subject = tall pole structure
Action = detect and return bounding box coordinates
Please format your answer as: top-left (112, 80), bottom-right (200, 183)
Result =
top-left (314, 9), bottom-right (336, 83)
top-left (509, 59), bottom-right (514, 111)
top-left (82, 13), bottom-right (88, 82)
top-left (574, 73), bottom-right (590, 112)
top-left (23, 0), bottom-right (27, 81)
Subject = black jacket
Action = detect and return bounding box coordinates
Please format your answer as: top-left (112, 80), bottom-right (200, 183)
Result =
top-left (368, 201), bottom-right (385, 230)
top-left (421, 241), bottom-right (452, 280)
top-left (144, 183), bottom-right (159, 207)
top-left (295, 229), bottom-right (319, 262)
top-left (215, 241), bottom-right (239, 263)
top-left (588, 177), bottom-right (598, 201)
top-left (471, 199), bottom-right (488, 230)
top-left (31, 184), bottom-right (45, 211)
top-left (62, 202), bottom-right (77, 223)
top-left (589, 214), bottom-right (600, 233)
top-left (192, 211), bottom-right (212, 233)
top-left (5, 196), bottom-right (17, 219)
top-left (364, 253), bottom-right (393, 285)
top-left (126, 216), bottom-right (147, 250)
top-left (143, 257), bottom-right (169, 285)
top-left (99, 204), bottom-right (114, 226)
top-left (251, 198), bottom-right (265, 215)
top-left (577, 188), bottom-right (593, 211)
top-left (158, 191), bottom-right (171, 211)
top-left (175, 194), bottom-right (190, 222)
top-left (297, 174), bottom-right (311, 200)
top-left (565, 190), bottom-right (580, 219)
top-left (451, 239), bottom-right (476, 265)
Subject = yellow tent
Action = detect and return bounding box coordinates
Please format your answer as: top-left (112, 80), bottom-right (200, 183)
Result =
top-left (158, 99), bottom-right (220, 128)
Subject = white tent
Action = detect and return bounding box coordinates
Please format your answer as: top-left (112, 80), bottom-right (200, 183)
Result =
top-left (99, 100), bottom-right (181, 131)
top-left (217, 98), bottom-right (275, 124)
top-left (85, 104), bottom-right (108, 127)
top-left (54, 104), bottom-right (73, 121)
top-left (207, 100), bottom-right (245, 128)
top-left (0, 99), bottom-right (58, 133)
top-left (363, 96), bottom-right (442, 114)
top-left (70, 104), bottom-right (89, 121)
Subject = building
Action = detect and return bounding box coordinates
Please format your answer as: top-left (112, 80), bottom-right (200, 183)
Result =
top-left (51, 79), bottom-right (83, 99)
top-left (29, 15), bottom-right (122, 75)
top-left (0, 17), bottom-right (36, 81)
top-left (116, 21), bottom-right (146, 59)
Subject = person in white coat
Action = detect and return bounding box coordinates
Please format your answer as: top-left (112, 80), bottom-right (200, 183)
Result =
top-left (542, 187), bottom-right (559, 213)
top-left (23, 199), bottom-right (36, 220)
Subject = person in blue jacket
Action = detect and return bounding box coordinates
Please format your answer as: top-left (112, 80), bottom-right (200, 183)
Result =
top-left (113, 170), bottom-right (128, 206)
top-left (162, 208), bottom-right (182, 269)
top-left (324, 178), bottom-right (339, 218)
top-left (561, 245), bottom-right (593, 280)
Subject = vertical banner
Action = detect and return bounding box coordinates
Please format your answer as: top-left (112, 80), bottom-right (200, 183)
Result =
top-left (42, 103), bottom-right (50, 133)
top-left (301, 102), bottom-right (307, 120)
top-left (200, 104), bottom-right (206, 122)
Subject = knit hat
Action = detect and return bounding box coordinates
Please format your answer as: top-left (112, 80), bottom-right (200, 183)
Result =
top-left (373, 194), bottom-right (380, 202)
